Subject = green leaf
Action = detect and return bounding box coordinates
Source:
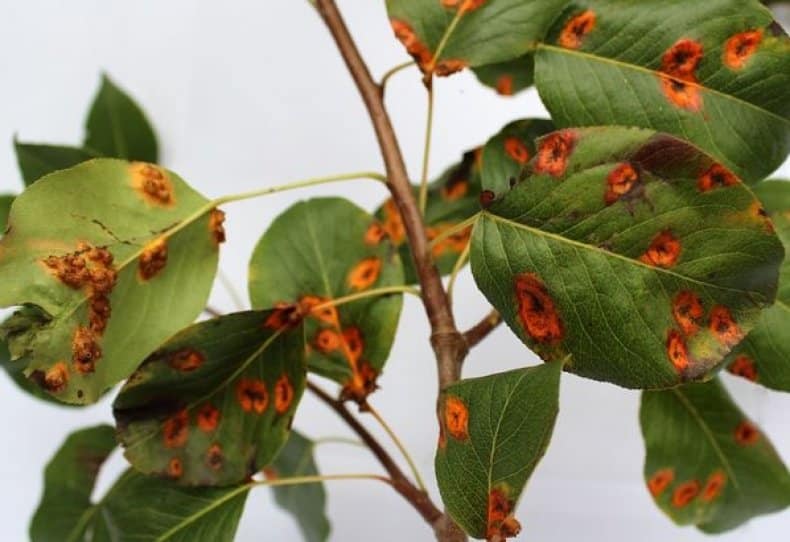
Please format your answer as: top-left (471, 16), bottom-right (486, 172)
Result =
top-left (85, 74), bottom-right (158, 162)
top-left (534, 0), bottom-right (790, 182)
top-left (114, 310), bottom-right (306, 486)
top-left (725, 180), bottom-right (790, 390)
top-left (30, 424), bottom-right (117, 542)
top-left (435, 362), bottom-right (561, 540)
top-left (386, 0), bottom-right (569, 76)
top-left (0, 193), bottom-right (14, 229)
top-left (14, 141), bottom-right (98, 186)
top-left (471, 126), bottom-right (783, 389)
top-left (249, 198), bottom-right (403, 402)
top-left (266, 431), bottom-right (330, 542)
top-left (472, 54), bottom-right (535, 96)
top-left (640, 379), bottom-right (790, 532)
top-left (0, 159), bottom-right (221, 404)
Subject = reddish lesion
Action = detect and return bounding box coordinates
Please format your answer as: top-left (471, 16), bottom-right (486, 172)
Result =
top-left (274, 374), bottom-right (295, 414)
top-left (444, 395), bottom-right (469, 440)
top-left (487, 487), bottom-right (521, 540)
top-left (138, 237), bottom-right (168, 281)
top-left (708, 305), bottom-right (743, 347)
top-left (558, 10), bottom-right (597, 50)
top-left (130, 162), bottom-right (175, 207)
top-left (672, 480), bottom-right (700, 508)
top-left (504, 137), bottom-right (530, 165)
top-left (169, 348), bottom-right (205, 372)
top-left (647, 468), bottom-right (674, 497)
top-left (604, 162), bottom-right (639, 205)
top-left (163, 409), bottom-right (189, 448)
top-left (724, 30), bottom-right (763, 70)
top-left (496, 75), bottom-right (514, 96)
top-left (734, 420), bottom-right (760, 446)
top-left (701, 471), bottom-right (726, 502)
top-left (640, 230), bottom-right (681, 269)
top-left (196, 403), bottom-right (220, 432)
top-left (236, 378), bottom-right (269, 414)
top-left (666, 330), bottom-right (690, 372)
top-left (534, 131), bottom-right (576, 178)
top-left (390, 19), bottom-right (432, 73)
top-left (672, 291), bottom-right (704, 336)
top-left (698, 163), bottom-right (738, 192)
top-left (658, 38), bottom-right (704, 111)
top-left (728, 355), bottom-right (758, 382)
top-left (347, 257), bottom-right (382, 291)
top-left (513, 273), bottom-right (564, 345)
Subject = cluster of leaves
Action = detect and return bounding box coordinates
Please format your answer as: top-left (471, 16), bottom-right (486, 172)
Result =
top-left (2, 1), bottom-right (790, 540)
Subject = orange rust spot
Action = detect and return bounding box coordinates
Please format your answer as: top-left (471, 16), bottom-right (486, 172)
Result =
top-left (487, 488), bottom-right (521, 540)
top-left (43, 251), bottom-right (89, 289)
top-left (170, 348), bottom-right (204, 372)
top-left (672, 480), bottom-right (700, 508)
top-left (163, 409), bottom-right (189, 449)
top-left (43, 362), bottom-right (69, 393)
top-left (427, 223), bottom-right (473, 257)
top-left (559, 10), bottom-right (597, 50)
top-left (725, 30), bottom-right (762, 70)
top-left (341, 361), bottom-right (379, 403)
top-left (343, 327), bottom-right (364, 364)
top-left (504, 137), bottom-right (530, 165)
top-left (734, 420), bottom-right (760, 446)
top-left (535, 131), bottom-right (575, 178)
top-left (672, 291), bottom-right (704, 336)
top-left (702, 471), bottom-right (726, 502)
top-left (348, 257), bottom-right (382, 291)
top-left (138, 238), bottom-right (168, 281)
top-left (390, 19), bottom-right (432, 71)
top-left (442, 0), bottom-right (486, 13)
top-left (263, 302), bottom-right (300, 331)
top-left (662, 39), bottom-right (703, 81)
top-left (605, 162), bottom-right (639, 205)
top-left (236, 378), bottom-right (268, 414)
top-left (197, 403), bottom-right (220, 432)
top-left (496, 75), bottom-right (514, 96)
top-left (667, 330), bottom-right (690, 372)
top-left (640, 230), bottom-right (681, 268)
top-left (130, 163), bottom-right (174, 207)
top-left (382, 199), bottom-right (406, 245)
top-left (168, 457), bottom-right (183, 478)
top-left (364, 222), bottom-right (388, 245)
top-left (660, 76), bottom-right (702, 112)
top-left (72, 326), bottom-right (101, 374)
top-left (709, 306), bottom-right (743, 347)
top-left (314, 329), bottom-right (342, 353)
top-left (442, 179), bottom-right (468, 201)
top-left (274, 374), bottom-right (295, 414)
top-left (299, 295), bottom-right (338, 324)
top-left (698, 163), bottom-right (738, 192)
top-left (89, 295), bottom-right (111, 335)
top-left (435, 59), bottom-right (468, 76)
top-left (206, 443), bottom-right (223, 470)
top-left (728, 355), bottom-right (758, 382)
top-left (514, 273), bottom-right (564, 344)
top-left (648, 468), bottom-right (675, 497)
top-left (209, 208), bottom-right (226, 245)
top-left (444, 396), bottom-right (469, 440)
top-left (262, 466), bottom-right (279, 480)
top-left (750, 202), bottom-right (774, 233)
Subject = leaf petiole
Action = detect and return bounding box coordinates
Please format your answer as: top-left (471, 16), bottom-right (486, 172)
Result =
top-left (427, 212), bottom-right (480, 249)
top-left (312, 285), bottom-right (421, 313)
top-left (365, 402), bottom-right (428, 492)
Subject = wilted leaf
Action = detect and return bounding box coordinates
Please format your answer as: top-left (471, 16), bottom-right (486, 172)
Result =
top-left (14, 141), bottom-right (97, 186)
top-left (249, 198), bottom-right (403, 402)
top-left (435, 362), bottom-right (561, 540)
top-left (640, 379), bottom-right (790, 532)
top-left (85, 74), bottom-right (158, 162)
top-left (386, 0), bottom-right (569, 76)
top-left (471, 126), bottom-right (782, 389)
top-left (535, 0), bottom-right (790, 182)
top-left (266, 431), bottom-right (330, 542)
top-left (472, 54), bottom-right (535, 96)
top-left (0, 159), bottom-right (221, 404)
top-left (114, 310), bottom-right (306, 486)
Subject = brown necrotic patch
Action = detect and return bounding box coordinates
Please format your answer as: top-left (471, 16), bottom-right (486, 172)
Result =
top-left (342, 361), bottom-right (379, 403)
top-left (197, 403), bottom-right (220, 432)
top-left (728, 355), bottom-right (758, 382)
top-left (130, 163), bottom-right (175, 207)
top-left (648, 468), bottom-right (674, 497)
top-left (209, 208), bottom-right (226, 245)
top-left (390, 19), bottom-right (432, 72)
top-left (300, 295), bottom-right (338, 324)
top-left (364, 222), bottom-right (388, 245)
top-left (435, 59), bottom-right (468, 77)
top-left (709, 306), bottom-right (743, 347)
top-left (725, 30), bottom-right (762, 70)
top-left (662, 39), bottom-right (703, 81)
top-left (263, 302), bottom-right (301, 331)
top-left (72, 326), bottom-right (101, 374)
top-left (163, 409), bottom-right (189, 448)
top-left (169, 348), bottom-right (205, 372)
top-left (348, 257), bottom-right (382, 291)
top-left (514, 273), bottom-right (564, 344)
top-left (559, 10), bottom-right (597, 50)
top-left (734, 420), bottom-right (760, 446)
top-left (605, 162), bottom-right (640, 205)
top-left (236, 378), bottom-right (268, 414)
top-left (487, 487), bottom-right (521, 540)
top-left (138, 237), bottom-right (168, 281)
top-left (698, 163), bottom-right (738, 192)
top-left (667, 330), bottom-right (690, 372)
top-left (206, 443), bottom-right (223, 470)
top-left (168, 457), bottom-right (183, 478)
top-left (343, 327), bottom-right (364, 364)
top-left (504, 137), bottom-right (530, 165)
top-left (274, 374), bottom-right (294, 414)
top-left (659, 76), bottom-right (702, 111)
top-left (496, 75), bottom-right (514, 96)
top-left (672, 480), bottom-right (700, 508)
top-left (535, 131), bottom-right (576, 178)
top-left (444, 395), bottom-right (469, 440)
top-left (41, 362), bottom-right (69, 393)
top-left (672, 291), bottom-right (704, 336)
top-left (640, 230), bottom-right (681, 268)
top-left (702, 471), bottom-right (726, 502)
top-left (314, 329), bottom-right (342, 353)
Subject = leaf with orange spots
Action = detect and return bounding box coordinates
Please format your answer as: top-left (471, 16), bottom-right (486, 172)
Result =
top-left (385, 0), bottom-right (569, 76)
top-left (472, 53), bottom-right (535, 96)
top-left (535, 0), bottom-right (790, 182)
top-left (114, 310), bottom-right (306, 486)
top-left (471, 126), bottom-right (783, 389)
top-left (641, 378), bottom-right (790, 532)
top-left (435, 362), bottom-right (561, 539)
top-left (249, 198), bottom-right (403, 402)
top-left (725, 180), bottom-right (790, 391)
top-left (0, 160), bottom-right (220, 404)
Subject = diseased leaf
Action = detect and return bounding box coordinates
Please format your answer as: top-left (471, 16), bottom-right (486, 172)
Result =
top-left (249, 198), bottom-right (403, 402)
top-left (472, 54), bottom-right (535, 96)
top-left (265, 431), bottom-right (330, 542)
top-left (14, 141), bottom-right (97, 186)
top-left (85, 74), bottom-right (158, 162)
top-left (0, 159), bottom-right (222, 404)
top-left (114, 310), bottom-right (306, 486)
top-left (725, 180), bottom-right (790, 390)
top-left (435, 362), bottom-right (561, 540)
top-left (386, 0), bottom-right (569, 76)
top-left (640, 379), bottom-right (790, 532)
top-left (471, 126), bottom-right (783, 389)
top-left (535, 0), bottom-right (790, 182)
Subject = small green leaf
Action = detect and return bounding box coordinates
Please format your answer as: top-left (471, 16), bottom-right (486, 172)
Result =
top-left (114, 310), bottom-right (306, 486)
top-left (0, 159), bottom-right (221, 404)
top-left (534, 0), bottom-right (790, 182)
top-left (85, 74), bottom-right (158, 162)
top-left (0, 193), bottom-right (14, 229)
top-left (725, 180), bottom-right (790, 390)
top-left (471, 126), bottom-right (783, 389)
top-left (14, 141), bottom-right (98, 186)
top-left (249, 198), bottom-right (403, 402)
top-left (435, 362), bottom-right (561, 540)
top-left (386, 0), bottom-right (569, 76)
top-left (472, 54), bottom-right (535, 97)
top-left (640, 379), bottom-right (790, 532)
top-left (266, 431), bottom-right (331, 542)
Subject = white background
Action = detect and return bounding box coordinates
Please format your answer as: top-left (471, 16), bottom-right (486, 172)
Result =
top-left (1, 1), bottom-right (789, 541)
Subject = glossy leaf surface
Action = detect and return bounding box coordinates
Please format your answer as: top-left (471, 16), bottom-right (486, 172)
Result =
top-left (471, 126), bottom-right (783, 389)
top-left (14, 141), bottom-right (97, 186)
top-left (435, 362), bottom-right (561, 540)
